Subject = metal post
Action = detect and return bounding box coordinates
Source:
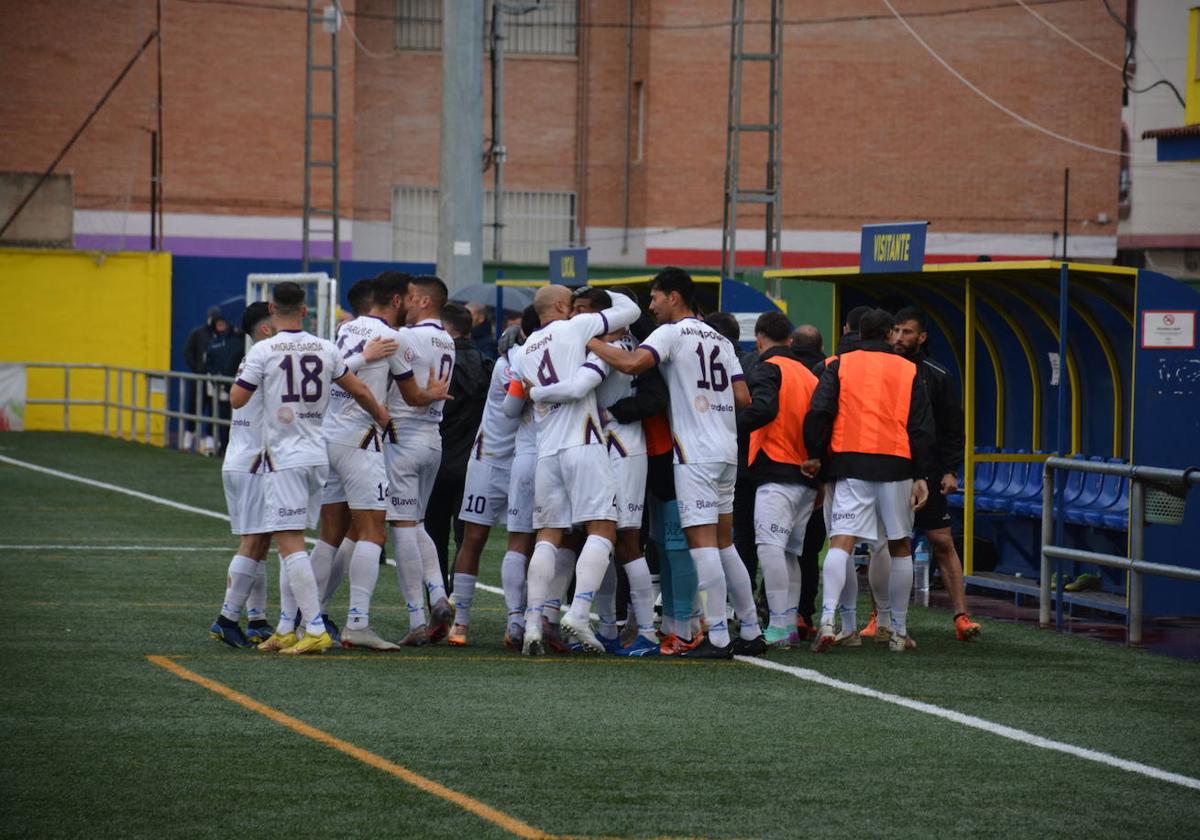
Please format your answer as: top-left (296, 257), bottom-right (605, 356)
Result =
top-left (437, 0), bottom-right (484, 292)
top-left (330, 7), bottom-right (340, 286)
top-left (1040, 461), bottom-right (1054, 627)
top-left (302, 0), bottom-right (314, 272)
top-left (964, 277), bottom-right (975, 574)
top-left (143, 374), bottom-right (152, 443)
top-left (1054, 262), bottom-right (1070, 630)
top-left (491, 2), bottom-right (506, 262)
top-left (176, 376), bottom-right (184, 449)
top-left (621, 0), bottom-right (633, 255)
top-left (62, 367), bottom-right (71, 431)
top-left (117, 373), bottom-right (124, 438)
top-left (103, 367), bottom-right (110, 435)
top-left (1128, 479), bottom-right (1145, 645)
top-left (149, 130), bottom-right (158, 250)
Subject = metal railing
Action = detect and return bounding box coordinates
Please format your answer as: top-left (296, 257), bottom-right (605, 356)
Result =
top-left (20, 362), bottom-right (235, 452)
top-left (1040, 456), bottom-right (1200, 645)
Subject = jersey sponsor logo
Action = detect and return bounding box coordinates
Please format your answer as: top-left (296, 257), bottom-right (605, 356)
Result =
top-left (695, 499), bottom-right (719, 509)
top-left (330, 385), bottom-right (350, 400)
top-left (277, 506), bottom-right (307, 517)
top-left (297, 411), bottom-right (323, 420)
top-left (627, 501), bottom-right (644, 513)
top-left (831, 511), bottom-right (857, 522)
top-left (692, 394), bottom-right (733, 414)
top-left (694, 394), bottom-right (710, 412)
top-left (232, 418), bottom-right (251, 428)
top-left (277, 407), bottom-right (295, 424)
top-left (403, 346), bottom-right (415, 363)
top-left (390, 494), bottom-right (420, 507)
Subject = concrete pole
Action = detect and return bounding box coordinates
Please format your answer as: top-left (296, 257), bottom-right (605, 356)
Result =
top-left (438, 0), bottom-right (484, 291)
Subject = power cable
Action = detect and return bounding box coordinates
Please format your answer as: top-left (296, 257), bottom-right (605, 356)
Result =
top-left (1015, 0), bottom-right (1122, 71)
top-left (1100, 0), bottom-right (1187, 107)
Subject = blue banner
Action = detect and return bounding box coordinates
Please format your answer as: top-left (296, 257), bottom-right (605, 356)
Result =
top-left (549, 247), bottom-right (588, 285)
top-left (860, 222), bottom-right (928, 273)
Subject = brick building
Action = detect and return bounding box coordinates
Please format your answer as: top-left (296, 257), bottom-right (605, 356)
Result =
top-left (0, 0), bottom-right (1129, 269)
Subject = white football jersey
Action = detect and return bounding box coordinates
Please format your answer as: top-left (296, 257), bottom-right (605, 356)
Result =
top-left (471, 352), bottom-right (520, 462)
top-left (593, 334), bottom-right (646, 458)
top-left (640, 317), bottom-right (743, 465)
top-left (386, 319), bottom-right (456, 435)
top-left (518, 292), bottom-right (641, 458)
top-left (508, 350), bottom-right (539, 456)
top-left (322, 315), bottom-right (395, 449)
top-left (222, 356), bottom-right (264, 473)
top-left (236, 329), bottom-right (348, 469)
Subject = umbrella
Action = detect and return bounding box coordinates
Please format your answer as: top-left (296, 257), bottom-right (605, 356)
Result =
top-left (448, 283), bottom-right (534, 313)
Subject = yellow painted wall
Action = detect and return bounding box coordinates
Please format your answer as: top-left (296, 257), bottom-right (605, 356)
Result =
top-left (0, 248), bottom-right (172, 441)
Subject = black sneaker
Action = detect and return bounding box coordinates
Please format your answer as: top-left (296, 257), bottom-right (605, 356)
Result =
top-left (732, 634), bottom-right (767, 657)
top-left (679, 638), bottom-right (734, 660)
top-left (209, 615), bottom-right (253, 648)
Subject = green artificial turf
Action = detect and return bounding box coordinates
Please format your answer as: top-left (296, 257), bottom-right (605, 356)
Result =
top-left (1, 432), bottom-right (1198, 838)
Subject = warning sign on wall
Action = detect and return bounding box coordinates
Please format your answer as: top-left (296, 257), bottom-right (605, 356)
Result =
top-left (1141, 311), bottom-right (1196, 349)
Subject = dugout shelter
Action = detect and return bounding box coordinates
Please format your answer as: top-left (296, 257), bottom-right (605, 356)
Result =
top-left (766, 253), bottom-right (1200, 621)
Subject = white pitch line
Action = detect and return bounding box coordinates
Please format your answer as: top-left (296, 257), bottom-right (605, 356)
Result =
top-left (0, 544), bottom-right (232, 552)
top-left (736, 655), bottom-right (1200, 793)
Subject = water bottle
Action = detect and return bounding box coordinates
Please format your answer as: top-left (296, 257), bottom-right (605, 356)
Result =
top-left (913, 539), bottom-right (931, 607)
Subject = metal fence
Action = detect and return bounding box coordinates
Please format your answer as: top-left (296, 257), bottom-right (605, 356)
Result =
top-left (20, 362), bottom-right (235, 452)
top-left (1040, 456), bottom-right (1200, 645)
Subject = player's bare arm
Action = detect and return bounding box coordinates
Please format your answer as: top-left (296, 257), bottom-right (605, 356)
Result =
top-left (732, 378), bottom-right (751, 410)
top-left (229, 383), bottom-right (253, 410)
top-left (586, 339), bottom-right (656, 375)
top-left (334, 369), bottom-right (391, 427)
top-left (397, 366), bottom-right (453, 406)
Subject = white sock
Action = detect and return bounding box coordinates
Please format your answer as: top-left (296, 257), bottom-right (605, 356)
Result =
top-left (308, 540), bottom-right (337, 614)
top-left (416, 525), bottom-right (448, 605)
top-left (277, 553), bottom-right (298, 634)
top-left (785, 551), bottom-right (801, 625)
top-left (870, 541), bottom-right (892, 628)
top-left (624, 556), bottom-right (657, 641)
top-left (820, 548), bottom-right (851, 627)
top-left (691, 546), bottom-right (730, 647)
top-left (758, 544), bottom-right (791, 630)
top-left (719, 545), bottom-right (761, 640)
top-left (392, 526), bottom-right (427, 630)
top-left (346, 541), bottom-right (382, 630)
top-left (567, 535), bottom-right (613, 623)
top-left (453, 573), bottom-right (477, 625)
top-left (523, 541), bottom-right (557, 635)
top-left (324, 538), bottom-right (354, 609)
top-left (501, 550), bottom-right (527, 631)
top-left (549, 547), bottom-right (576, 620)
top-left (594, 558), bottom-right (618, 637)
top-left (220, 554), bottom-right (258, 621)
top-left (283, 551), bottom-right (326, 636)
top-left (839, 560), bottom-right (859, 635)
top-left (889, 554), bottom-right (914, 637)
top-left (246, 559), bottom-right (267, 623)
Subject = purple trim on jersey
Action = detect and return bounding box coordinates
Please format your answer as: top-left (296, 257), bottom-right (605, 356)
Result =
top-left (638, 344), bottom-right (661, 365)
top-left (732, 373), bottom-right (745, 382)
top-left (582, 362), bottom-right (606, 379)
top-left (607, 433), bottom-right (628, 458)
top-left (234, 378), bottom-right (258, 392)
top-left (277, 328), bottom-right (305, 333)
top-left (365, 314), bottom-right (392, 327)
top-left (382, 420), bottom-right (397, 444)
top-left (393, 371), bottom-right (414, 381)
top-left (599, 311), bottom-right (610, 334)
top-left (406, 320), bottom-right (444, 329)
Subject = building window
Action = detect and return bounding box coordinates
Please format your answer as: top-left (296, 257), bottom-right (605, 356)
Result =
top-left (392, 186), bottom-right (576, 264)
top-left (396, 0), bottom-right (578, 55)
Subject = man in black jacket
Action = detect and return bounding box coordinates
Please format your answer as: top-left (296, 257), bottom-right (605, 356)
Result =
top-left (891, 306), bottom-right (981, 641)
top-left (787, 324), bottom-right (827, 638)
top-left (426, 302), bottom-right (492, 586)
top-left (182, 305), bottom-right (221, 452)
top-left (204, 316), bottom-right (243, 455)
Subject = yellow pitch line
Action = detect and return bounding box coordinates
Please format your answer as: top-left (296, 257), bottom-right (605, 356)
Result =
top-left (146, 654), bottom-right (552, 839)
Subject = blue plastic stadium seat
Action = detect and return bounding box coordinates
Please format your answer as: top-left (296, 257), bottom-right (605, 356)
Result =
top-left (1083, 458), bottom-right (1130, 531)
top-left (995, 458), bottom-right (1045, 515)
top-left (976, 449), bottom-right (1029, 512)
top-left (1063, 456), bottom-right (1108, 524)
top-left (1014, 454), bottom-right (1085, 518)
top-left (947, 445), bottom-right (996, 508)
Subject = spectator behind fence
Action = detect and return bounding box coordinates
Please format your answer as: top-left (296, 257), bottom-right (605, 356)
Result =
top-left (205, 316), bottom-right (243, 456)
top-left (467, 302), bottom-right (499, 361)
top-left (182, 305), bottom-right (221, 452)
top-left (426, 302), bottom-right (493, 585)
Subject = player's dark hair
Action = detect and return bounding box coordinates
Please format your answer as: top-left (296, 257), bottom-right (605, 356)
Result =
top-left (241, 301), bottom-right (271, 337)
top-left (441, 302), bottom-right (473, 338)
top-left (845, 304), bottom-right (872, 333)
top-left (705, 311), bottom-right (740, 344)
top-left (893, 305), bottom-right (928, 333)
top-left (372, 271), bottom-right (411, 307)
top-left (790, 324), bottom-right (824, 356)
top-left (411, 275), bottom-right (448, 310)
top-left (577, 287), bottom-right (611, 311)
top-left (859, 308), bottom-right (895, 341)
top-left (754, 310), bottom-right (792, 343)
top-left (347, 278), bottom-right (375, 315)
top-left (272, 281), bottom-right (306, 315)
top-left (520, 305), bottom-right (540, 341)
top-left (650, 266), bottom-right (696, 311)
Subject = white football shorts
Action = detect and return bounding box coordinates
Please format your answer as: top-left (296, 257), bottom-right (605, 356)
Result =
top-left (322, 441), bottom-right (388, 511)
top-left (753, 482), bottom-right (819, 552)
top-left (263, 465), bottom-right (327, 532)
top-left (827, 477), bottom-right (914, 541)
top-left (507, 451), bottom-right (536, 534)
top-left (223, 470), bottom-right (268, 535)
top-left (533, 444), bottom-right (617, 529)
top-left (384, 436), bottom-right (441, 522)
top-left (674, 461), bottom-right (735, 529)
top-left (611, 451), bottom-right (647, 530)
top-left (459, 456), bottom-right (512, 527)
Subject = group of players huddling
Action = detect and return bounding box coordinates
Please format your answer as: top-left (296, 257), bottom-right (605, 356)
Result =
top-left (211, 267), bottom-right (980, 659)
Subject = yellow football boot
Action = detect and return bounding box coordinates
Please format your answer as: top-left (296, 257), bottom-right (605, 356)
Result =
top-left (280, 631), bottom-right (333, 655)
top-left (257, 631), bottom-right (297, 652)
